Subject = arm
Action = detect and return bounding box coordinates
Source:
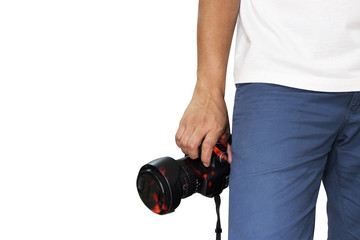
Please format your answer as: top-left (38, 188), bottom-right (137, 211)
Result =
top-left (175, 0), bottom-right (240, 166)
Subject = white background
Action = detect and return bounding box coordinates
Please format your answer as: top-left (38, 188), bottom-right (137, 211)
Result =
top-left (0, 1), bottom-right (327, 239)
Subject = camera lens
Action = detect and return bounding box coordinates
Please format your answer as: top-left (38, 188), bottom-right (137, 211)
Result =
top-left (136, 156), bottom-right (198, 215)
top-left (136, 153), bottom-right (230, 214)
top-left (136, 134), bottom-right (231, 215)
top-left (136, 157), bottom-right (181, 214)
top-left (136, 169), bottom-right (168, 214)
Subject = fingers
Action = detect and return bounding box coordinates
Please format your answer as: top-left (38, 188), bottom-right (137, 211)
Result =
top-left (176, 127), bottom-right (231, 167)
top-left (175, 125), bottom-right (204, 160)
top-left (175, 124), bottom-right (186, 149)
top-left (176, 119), bottom-right (231, 167)
top-left (187, 129), bottom-right (205, 159)
top-left (200, 130), bottom-right (222, 167)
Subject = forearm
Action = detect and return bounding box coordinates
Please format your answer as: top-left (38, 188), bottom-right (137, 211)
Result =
top-left (176, 0), bottom-right (239, 164)
top-left (196, 0), bottom-right (240, 97)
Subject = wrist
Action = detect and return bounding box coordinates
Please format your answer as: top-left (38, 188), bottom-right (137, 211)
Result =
top-left (193, 81), bottom-right (225, 103)
top-left (195, 71), bottom-right (226, 98)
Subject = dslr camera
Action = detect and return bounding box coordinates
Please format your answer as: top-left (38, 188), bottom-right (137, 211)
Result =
top-left (136, 134), bottom-right (231, 215)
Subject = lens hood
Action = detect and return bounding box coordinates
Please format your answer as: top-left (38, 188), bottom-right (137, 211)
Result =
top-left (136, 157), bottom-right (183, 214)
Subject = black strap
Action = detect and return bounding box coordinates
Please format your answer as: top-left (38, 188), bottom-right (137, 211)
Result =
top-left (214, 195), bottom-right (222, 240)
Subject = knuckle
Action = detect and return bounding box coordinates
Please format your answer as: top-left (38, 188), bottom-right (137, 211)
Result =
top-left (188, 145), bottom-right (199, 159)
top-left (189, 151), bottom-right (198, 159)
top-left (179, 139), bottom-right (187, 148)
top-left (176, 136), bottom-right (184, 147)
top-left (202, 140), bottom-right (213, 150)
top-left (200, 118), bottom-right (208, 126)
top-left (175, 135), bottom-right (181, 145)
top-left (187, 140), bottom-right (197, 151)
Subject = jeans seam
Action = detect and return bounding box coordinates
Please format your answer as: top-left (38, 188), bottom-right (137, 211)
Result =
top-left (333, 146), bottom-right (358, 240)
top-left (334, 93), bottom-right (360, 240)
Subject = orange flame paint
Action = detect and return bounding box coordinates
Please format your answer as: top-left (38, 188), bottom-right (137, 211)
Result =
top-left (152, 205), bottom-right (161, 214)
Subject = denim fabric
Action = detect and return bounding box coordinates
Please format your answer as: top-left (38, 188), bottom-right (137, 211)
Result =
top-left (229, 83), bottom-right (360, 240)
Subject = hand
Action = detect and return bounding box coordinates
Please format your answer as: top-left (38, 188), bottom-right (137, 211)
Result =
top-left (175, 86), bottom-right (231, 167)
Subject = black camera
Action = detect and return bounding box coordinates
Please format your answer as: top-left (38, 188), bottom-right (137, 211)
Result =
top-left (136, 134), bottom-right (231, 215)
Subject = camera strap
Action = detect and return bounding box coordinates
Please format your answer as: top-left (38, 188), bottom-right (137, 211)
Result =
top-left (214, 195), bottom-right (222, 240)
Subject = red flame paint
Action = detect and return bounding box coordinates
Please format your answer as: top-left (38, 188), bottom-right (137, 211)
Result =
top-left (159, 167), bottom-right (166, 176)
top-left (219, 133), bottom-right (229, 148)
top-left (162, 204), bottom-right (168, 211)
top-left (203, 174), bottom-right (208, 179)
top-left (152, 193), bottom-right (158, 202)
top-left (185, 159), bottom-right (202, 176)
top-left (208, 181), bottom-right (212, 187)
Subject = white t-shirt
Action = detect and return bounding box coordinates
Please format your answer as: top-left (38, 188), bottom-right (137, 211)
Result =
top-left (233, 0), bottom-right (360, 92)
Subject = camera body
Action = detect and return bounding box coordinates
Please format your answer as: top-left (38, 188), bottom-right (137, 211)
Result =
top-left (136, 134), bottom-right (231, 215)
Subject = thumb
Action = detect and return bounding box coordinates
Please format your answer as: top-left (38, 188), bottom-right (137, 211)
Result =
top-left (227, 143), bottom-right (232, 164)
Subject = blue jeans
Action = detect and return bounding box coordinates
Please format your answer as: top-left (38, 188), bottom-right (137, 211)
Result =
top-left (229, 83), bottom-right (360, 240)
